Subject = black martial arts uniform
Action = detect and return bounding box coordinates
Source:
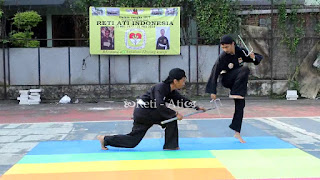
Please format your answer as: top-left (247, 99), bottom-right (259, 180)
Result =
top-left (205, 46), bottom-right (263, 132)
top-left (101, 36), bottom-right (114, 50)
top-left (104, 82), bottom-right (198, 149)
top-left (156, 36), bottom-right (170, 50)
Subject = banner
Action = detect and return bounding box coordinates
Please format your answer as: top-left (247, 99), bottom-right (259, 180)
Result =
top-left (89, 7), bottom-right (180, 55)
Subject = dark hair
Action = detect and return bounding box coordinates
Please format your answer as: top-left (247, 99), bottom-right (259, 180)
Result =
top-left (220, 35), bottom-right (234, 45)
top-left (163, 68), bottom-right (186, 84)
top-left (163, 76), bottom-right (174, 84)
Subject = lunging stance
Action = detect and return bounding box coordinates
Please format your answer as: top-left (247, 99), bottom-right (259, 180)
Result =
top-left (98, 68), bottom-right (205, 150)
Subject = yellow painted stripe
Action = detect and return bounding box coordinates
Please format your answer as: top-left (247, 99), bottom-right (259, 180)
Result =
top-left (5, 158), bottom-right (223, 175)
top-left (2, 168), bottom-right (235, 180)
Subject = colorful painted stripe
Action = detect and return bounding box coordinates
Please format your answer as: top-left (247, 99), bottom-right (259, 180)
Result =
top-left (1, 168), bottom-right (235, 180)
top-left (211, 148), bottom-right (320, 179)
top-left (27, 136), bottom-right (295, 155)
top-left (5, 158), bottom-right (224, 175)
top-left (18, 150), bottom-right (214, 164)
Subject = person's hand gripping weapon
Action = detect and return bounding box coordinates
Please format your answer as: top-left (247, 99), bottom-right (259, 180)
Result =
top-left (161, 99), bottom-right (222, 125)
top-left (238, 35), bottom-right (256, 61)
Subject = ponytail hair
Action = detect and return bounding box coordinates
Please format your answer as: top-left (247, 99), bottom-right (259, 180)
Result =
top-left (163, 76), bottom-right (174, 84)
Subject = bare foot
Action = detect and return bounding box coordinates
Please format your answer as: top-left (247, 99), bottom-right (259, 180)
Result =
top-left (164, 147), bottom-right (180, 150)
top-left (229, 95), bottom-right (244, 99)
top-left (234, 132), bottom-right (246, 143)
top-left (97, 135), bottom-right (108, 150)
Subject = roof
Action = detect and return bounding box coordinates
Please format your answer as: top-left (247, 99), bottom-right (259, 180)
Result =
top-left (238, 0), bottom-right (305, 6)
top-left (4, 0), bottom-right (66, 6)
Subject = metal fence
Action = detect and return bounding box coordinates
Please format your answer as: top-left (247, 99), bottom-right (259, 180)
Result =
top-left (1, 34), bottom-right (319, 99)
top-left (0, 39), bottom-right (223, 99)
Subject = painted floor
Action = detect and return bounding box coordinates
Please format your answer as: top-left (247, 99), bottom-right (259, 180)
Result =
top-left (2, 136), bottom-right (320, 180)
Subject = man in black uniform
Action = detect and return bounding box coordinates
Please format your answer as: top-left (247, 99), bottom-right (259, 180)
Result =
top-left (156, 29), bottom-right (170, 50)
top-left (101, 28), bottom-right (114, 50)
top-left (98, 68), bottom-right (205, 150)
top-left (205, 35), bottom-right (263, 143)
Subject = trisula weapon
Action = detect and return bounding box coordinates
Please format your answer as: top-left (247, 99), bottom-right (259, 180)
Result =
top-left (161, 99), bottom-right (222, 125)
top-left (238, 35), bottom-right (254, 57)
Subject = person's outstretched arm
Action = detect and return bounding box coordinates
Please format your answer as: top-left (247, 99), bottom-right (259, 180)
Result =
top-left (241, 48), bottom-right (263, 65)
top-left (168, 91), bottom-right (205, 111)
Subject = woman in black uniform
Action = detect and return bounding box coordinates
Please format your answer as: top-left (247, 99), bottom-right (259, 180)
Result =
top-left (98, 68), bottom-right (205, 150)
top-left (206, 35), bottom-right (263, 143)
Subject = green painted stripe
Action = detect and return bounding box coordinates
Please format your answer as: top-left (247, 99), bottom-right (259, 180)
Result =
top-left (211, 148), bottom-right (320, 179)
top-left (18, 150), bottom-right (215, 164)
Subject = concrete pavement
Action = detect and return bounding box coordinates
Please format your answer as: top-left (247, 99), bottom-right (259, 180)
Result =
top-left (0, 98), bottom-right (319, 123)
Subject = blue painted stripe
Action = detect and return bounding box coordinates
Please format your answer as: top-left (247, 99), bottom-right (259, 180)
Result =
top-left (27, 136), bottom-right (295, 155)
top-left (19, 150), bottom-right (214, 164)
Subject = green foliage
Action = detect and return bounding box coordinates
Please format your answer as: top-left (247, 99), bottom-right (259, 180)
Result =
top-left (10, 31), bottom-right (40, 47)
top-left (194, 0), bottom-right (239, 44)
top-left (287, 66), bottom-right (300, 93)
top-left (315, 21), bottom-right (320, 35)
top-left (0, 0), bottom-right (3, 17)
top-left (12, 11), bottom-right (42, 31)
top-left (277, 3), bottom-right (305, 53)
top-left (69, 0), bottom-right (195, 22)
top-left (68, 0), bottom-right (196, 43)
top-left (10, 11), bottom-right (42, 47)
top-left (277, 3), bottom-right (306, 91)
top-left (270, 93), bottom-right (286, 99)
top-left (288, 79), bottom-right (299, 90)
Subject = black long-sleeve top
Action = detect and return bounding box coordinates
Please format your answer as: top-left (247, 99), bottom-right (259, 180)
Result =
top-left (205, 46), bottom-right (263, 94)
top-left (140, 82), bottom-right (198, 120)
top-left (156, 36), bottom-right (170, 50)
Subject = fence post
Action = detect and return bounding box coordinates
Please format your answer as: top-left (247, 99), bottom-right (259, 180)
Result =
top-left (68, 47), bottom-right (71, 85)
top-left (128, 55), bottom-right (131, 84)
top-left (196, 34), bottom-right (199, 96)
top-left (270, 0), bottom-right (274, 96)
top-left (38, 47), bottom-right (41, 87)
top-left (98, 55), bottom-right (101, 85)
top-left (7, 46), bottom-right (10, 86)
top-left (108, 55), bottom-right (111, 98)
top-left (188, 37), bottom-right (191, 82)
top-left (158, 55), bottom-right (161, 82)
top-left (2, 42), bottom-right (7, 99)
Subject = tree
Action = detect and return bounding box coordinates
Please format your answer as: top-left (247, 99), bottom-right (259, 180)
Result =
top-left (10, 11), bottom-right (42, 47)
top-left (194, 0), bottom-right (240, 44)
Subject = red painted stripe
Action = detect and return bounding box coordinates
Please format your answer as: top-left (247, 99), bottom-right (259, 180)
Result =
top-left (0, 105), bottom-right (319, 124)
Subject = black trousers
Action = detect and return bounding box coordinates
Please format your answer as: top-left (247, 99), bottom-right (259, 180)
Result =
top-left (229, 99), bottom-right (245, 133)
top-left (104, 107), bottom-right (178, 149)
top-left (221, 66), bottom-right (249, 133)
top-left (221, 66), bottom-right (250, 97)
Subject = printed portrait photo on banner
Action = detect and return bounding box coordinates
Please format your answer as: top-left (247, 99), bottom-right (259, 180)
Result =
top-left (101, 26), bottom-right (114, 50)
top-left (156, 27), bottom-right (170, 50)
